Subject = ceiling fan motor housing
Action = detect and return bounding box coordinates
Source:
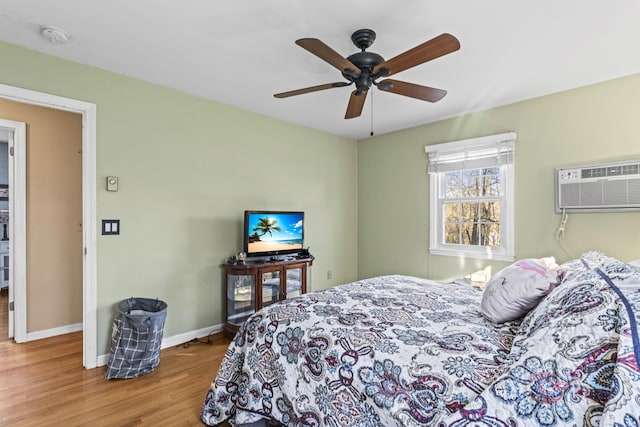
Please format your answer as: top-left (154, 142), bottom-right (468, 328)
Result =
top-left (345, 51), bottom-right (385, 93)
top-left (344, 29), bottom-right (390, 93)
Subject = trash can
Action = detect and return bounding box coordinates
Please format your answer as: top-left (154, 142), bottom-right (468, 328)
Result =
top-left (104, 297), bottom-right (168, 380)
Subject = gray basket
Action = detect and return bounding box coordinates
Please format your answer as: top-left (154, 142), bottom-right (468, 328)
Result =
top-left (104, 297), bottom-right (168, 380)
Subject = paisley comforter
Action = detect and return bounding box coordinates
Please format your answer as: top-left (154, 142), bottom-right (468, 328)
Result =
top-left (201, 251), bottom-right (640, 426)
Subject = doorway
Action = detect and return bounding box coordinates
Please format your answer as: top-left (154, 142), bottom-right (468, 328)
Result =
top-left (0, 137), bottom-right (8, 342)
top-left (0, 84), bottom-right (97, 368)
top-left (0, 121), bottom-right (24, 343)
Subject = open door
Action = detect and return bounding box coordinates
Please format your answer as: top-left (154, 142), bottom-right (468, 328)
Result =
top-left (0, 119), bottom-right (25, 341)
top-left (6, 127), bottom-right (13, 338)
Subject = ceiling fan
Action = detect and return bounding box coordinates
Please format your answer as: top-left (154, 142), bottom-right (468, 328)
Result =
top-left (274, 29), bottom-right (460, 119)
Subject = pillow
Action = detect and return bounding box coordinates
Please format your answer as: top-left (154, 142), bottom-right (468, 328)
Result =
top-left (480, 257), bottom-right (561, 323)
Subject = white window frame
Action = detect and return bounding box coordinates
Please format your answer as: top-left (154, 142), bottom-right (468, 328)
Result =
top-left (425, 132), bottom-right (516, 261)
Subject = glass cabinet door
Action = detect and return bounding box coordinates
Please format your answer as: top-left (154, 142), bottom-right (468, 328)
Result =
top-left (261, 270), bottom-right (281, 307)
top-left (223, 257), bottom-right (313, 340)
top-left (227, 273), bottom-right (255, 327)
top-left (0, 241), bottom-right (8, 287)
top-left (1, 254), bottom-right (8, 283)
top-left (286, 267), bottom-right (303, 298)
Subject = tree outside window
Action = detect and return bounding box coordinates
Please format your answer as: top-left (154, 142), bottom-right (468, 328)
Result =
top-left (443, 167), bottom-right (501, 247)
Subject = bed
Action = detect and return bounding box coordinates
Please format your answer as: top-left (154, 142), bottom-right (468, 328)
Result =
top-left (201, 251), bottom-right (640, 426)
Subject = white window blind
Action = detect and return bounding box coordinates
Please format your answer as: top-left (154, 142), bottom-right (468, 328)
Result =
top-left (426, 132), bottom-right (516, 173)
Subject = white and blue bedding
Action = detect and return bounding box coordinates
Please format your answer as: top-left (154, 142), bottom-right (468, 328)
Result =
top-left (201, 251), bottom-right (640, 426)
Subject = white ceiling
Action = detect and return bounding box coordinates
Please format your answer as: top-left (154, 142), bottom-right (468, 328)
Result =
top-left (1, 1), bottom-right (640, 140)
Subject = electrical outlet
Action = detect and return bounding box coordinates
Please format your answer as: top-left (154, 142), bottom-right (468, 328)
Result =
top-left (327, 270), bottom-right (332, 280)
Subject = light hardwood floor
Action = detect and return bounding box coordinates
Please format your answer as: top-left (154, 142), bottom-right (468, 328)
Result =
top-left (0, 288), bottom-right (8, 342)
top-left (0, 329), bottom-right (233, 426)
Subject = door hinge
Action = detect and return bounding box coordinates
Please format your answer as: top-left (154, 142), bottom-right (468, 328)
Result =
top-left (9, 301), bottom-right (14, 311)
top-left (9, 146), bottom-right (14, 156)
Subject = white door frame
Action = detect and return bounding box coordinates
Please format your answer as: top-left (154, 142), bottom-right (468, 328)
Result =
top-left (0, 119), bottom-right (25, 341)
top-left (0, 84), bottom-right (97, 369)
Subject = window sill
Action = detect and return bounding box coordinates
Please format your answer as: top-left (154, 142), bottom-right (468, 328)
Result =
top-left (429, 247), bottom-right (515, 262)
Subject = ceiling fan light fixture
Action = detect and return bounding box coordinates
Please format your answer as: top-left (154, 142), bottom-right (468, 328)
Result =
top-left (376, 80), bottom-right (393, 91)
top-left (40, 25), bottom-right (70, 44)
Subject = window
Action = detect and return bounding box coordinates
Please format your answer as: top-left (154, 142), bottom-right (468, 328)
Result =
top-left (425, 132), bottom-right (516, 261)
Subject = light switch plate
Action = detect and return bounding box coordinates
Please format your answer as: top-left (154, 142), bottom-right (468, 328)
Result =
top-left (102, 219), bottom-right (120, 235)
top-left (106, 176), bottom-right (118, 192)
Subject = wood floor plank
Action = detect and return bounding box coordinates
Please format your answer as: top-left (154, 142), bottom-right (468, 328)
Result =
top-left (0, 331), bottom-right (232, 426)
top-left (0, 288), bottom-right (8, 342)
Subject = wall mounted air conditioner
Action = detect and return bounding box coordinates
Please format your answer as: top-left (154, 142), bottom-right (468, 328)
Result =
top-left (555, 159), bottom-right (640, 213)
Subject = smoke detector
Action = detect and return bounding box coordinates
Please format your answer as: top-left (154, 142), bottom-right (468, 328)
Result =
top-left (40, 25), bottom-right (70, 44)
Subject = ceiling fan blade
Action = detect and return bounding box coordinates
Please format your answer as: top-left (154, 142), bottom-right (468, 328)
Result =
top-left (345, 90), bottom-right (368, 119)
top-left (373, 33), bottom-right (460, 77)
top-left (274, 82), bottom-right (351, 98)
top-left (296, 38), bottom-right (361, 76)
top-left (378, 79), bottom-right (447, 102)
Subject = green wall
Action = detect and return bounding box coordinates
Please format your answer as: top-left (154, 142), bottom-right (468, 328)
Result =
top-left (359, 73), bottom-right (640, 282)
top-left (4, 38), bottom-right (640, 357)
top-left (0, 41), bottom-right (358, 356)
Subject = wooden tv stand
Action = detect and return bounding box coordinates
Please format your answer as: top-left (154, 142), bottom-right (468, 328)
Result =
top-left (222, 256), bottom-right (314, 339)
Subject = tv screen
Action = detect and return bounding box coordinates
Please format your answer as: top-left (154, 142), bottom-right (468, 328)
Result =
top-left (243, 210), bottom-right (304, 258)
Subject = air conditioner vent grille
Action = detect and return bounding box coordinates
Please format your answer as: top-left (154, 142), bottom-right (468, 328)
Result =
top-left (556, 160), bottom-right (640, 213)
top-left (581, 163), bottom-right (640, 179)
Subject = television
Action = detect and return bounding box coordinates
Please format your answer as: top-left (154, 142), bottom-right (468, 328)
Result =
top-left (243, 210), bottom-right (304, 259)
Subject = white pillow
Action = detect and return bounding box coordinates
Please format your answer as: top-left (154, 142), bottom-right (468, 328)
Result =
top-left (480, 257), bottom-right (561, 324)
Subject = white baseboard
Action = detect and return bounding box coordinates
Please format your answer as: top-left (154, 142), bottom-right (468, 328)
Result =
top-left (95, 323), bottom-right (224, 368)
top-left (26, 322), bottom-right (83, 342)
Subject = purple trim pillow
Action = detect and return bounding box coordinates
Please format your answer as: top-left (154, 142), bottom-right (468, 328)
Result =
top-left (480, 257), bottom-right (561, 323)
